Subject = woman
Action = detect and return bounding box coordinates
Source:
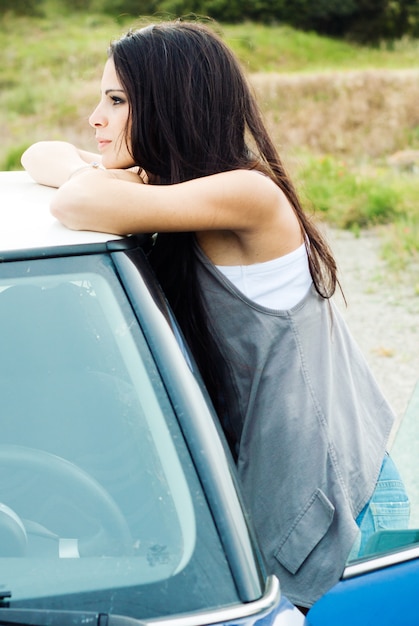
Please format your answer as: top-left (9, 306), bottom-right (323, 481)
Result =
top-left (21, 21), bottom-right (409, 609)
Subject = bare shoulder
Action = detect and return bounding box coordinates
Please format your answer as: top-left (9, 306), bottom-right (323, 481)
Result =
top-left (224, 169), bottom-right (296, 225)
top-left (211, 168), bottom-right (281, 197)
top-left (197, 168), bottom-right (289, 221)
top-left (196, 169), bottom-right (302, 264)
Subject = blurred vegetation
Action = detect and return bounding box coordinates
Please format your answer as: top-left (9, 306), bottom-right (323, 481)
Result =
top-left (0, 2), bottom-right (418, 279)
top-left (2, 0), bottom-right (419, 43)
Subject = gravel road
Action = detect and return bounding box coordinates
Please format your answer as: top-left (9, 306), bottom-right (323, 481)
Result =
top-left (328, 227), bottom-right (419, 434)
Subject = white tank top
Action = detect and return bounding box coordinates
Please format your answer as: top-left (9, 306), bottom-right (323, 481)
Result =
top-left (215, 242), bottom-right (312, 309)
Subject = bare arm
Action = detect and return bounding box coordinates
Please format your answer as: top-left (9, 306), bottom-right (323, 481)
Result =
top-left (50, 168), bottom-right (282, 233)
top-left (49, 167), bottom-right (302, 264)
top-left (21, 141), bottom-right (101, 188)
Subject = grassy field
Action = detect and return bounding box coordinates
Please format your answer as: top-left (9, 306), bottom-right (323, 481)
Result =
top-left (1, 7), bottom-right (418, 281)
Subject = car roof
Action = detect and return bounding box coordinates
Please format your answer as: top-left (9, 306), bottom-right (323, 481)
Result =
top-left (0, 171), bottom-right (121, 254)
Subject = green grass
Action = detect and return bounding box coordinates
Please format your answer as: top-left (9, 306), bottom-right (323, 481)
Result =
top-left (295, 154), bottom-right (402, 230)
top-left (222, 23), bottom-right (419, 73)
top-left (382, 219), bottom-right (419, 272)
top-left (2, 10), bottom-right (419, 78)
top-left (294, 152), bottom-right (419, 276)
top-left (0, 12), bottom-right (125, 82)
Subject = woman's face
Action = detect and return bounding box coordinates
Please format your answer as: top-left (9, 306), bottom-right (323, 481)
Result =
top-left (89, 57), bottom-right (134, 169)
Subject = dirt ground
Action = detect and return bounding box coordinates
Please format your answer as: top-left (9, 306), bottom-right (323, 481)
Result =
top-left (328, 227), bottom-right (419, 435)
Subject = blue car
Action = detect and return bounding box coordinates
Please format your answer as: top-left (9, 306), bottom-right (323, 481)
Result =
top-left (0, 171), bottom-right (418, 626)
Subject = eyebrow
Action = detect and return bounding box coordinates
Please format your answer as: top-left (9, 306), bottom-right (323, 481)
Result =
top-left (105, 89), bottom-right (125, 95)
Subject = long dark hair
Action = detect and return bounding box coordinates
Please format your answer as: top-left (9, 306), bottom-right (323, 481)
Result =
top-left (110, 22), bottom-right (339, 423)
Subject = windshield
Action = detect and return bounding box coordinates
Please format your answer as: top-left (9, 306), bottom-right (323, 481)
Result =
top-left (0, 254), bottom-right (238, 619)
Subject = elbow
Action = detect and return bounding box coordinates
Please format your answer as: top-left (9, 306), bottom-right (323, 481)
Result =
top-left (21, 143), bottom-right (41, 175)
top-left (21, 142), bottom-right (57, 186)
top-left (50, 187), bottom-right (86, 231)
top-left (50, 175), bottom-right (126, 235)
top-left (50, 198), bottom-right (66, 227)
top-left (21, 140), bottom-right (50, 166)
top-left (50, 181), bottom-right (116, 234)
top-left (50, 198), bottom-right (76, 230)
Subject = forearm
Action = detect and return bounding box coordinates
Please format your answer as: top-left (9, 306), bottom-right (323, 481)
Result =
top-left (21, 141), bottom-right (101, 188)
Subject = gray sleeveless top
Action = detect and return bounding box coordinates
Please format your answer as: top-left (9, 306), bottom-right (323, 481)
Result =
top-left (194, 242), bottom-right (395, 607)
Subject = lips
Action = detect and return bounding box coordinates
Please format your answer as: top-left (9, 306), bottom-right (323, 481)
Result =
top-left (96, 139), bottom-right (111, 151)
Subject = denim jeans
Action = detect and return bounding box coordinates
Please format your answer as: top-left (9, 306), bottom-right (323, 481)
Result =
top-left (348, 453), bottom-right (410, 560)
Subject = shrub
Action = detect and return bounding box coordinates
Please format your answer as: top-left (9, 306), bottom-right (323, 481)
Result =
top-left (97, 0), bottom-right (160, 16)
top-left (0, 0), bottom-right (43, 15)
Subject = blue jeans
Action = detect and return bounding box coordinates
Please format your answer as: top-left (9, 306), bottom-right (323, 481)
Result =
top-left (349, 453), bottom-right (410, 560)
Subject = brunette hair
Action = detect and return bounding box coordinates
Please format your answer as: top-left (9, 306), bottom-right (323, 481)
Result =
top-left (110, 22), bottom-right (339, 431)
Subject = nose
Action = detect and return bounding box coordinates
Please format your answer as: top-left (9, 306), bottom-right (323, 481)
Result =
top-left (89, 103), bottom-right (107, 128)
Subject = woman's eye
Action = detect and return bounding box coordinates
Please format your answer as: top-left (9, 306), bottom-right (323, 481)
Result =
top-left (111, 96), bottom-right (125, 105)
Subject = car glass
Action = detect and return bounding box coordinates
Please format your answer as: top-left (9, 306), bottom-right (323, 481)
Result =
top-left (0, 254), bottom-right (237, 620)
top-left (346, 381), bottom-right (419, 564)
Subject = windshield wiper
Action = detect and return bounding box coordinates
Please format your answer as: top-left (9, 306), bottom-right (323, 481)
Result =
top-left (0, 608), bottom-right (147, 626)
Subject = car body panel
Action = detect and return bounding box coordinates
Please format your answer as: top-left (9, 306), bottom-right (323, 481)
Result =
top-left (0, 171), bottom-right (120, 251)
top-left (307, 555), bottom-right (419, 625)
